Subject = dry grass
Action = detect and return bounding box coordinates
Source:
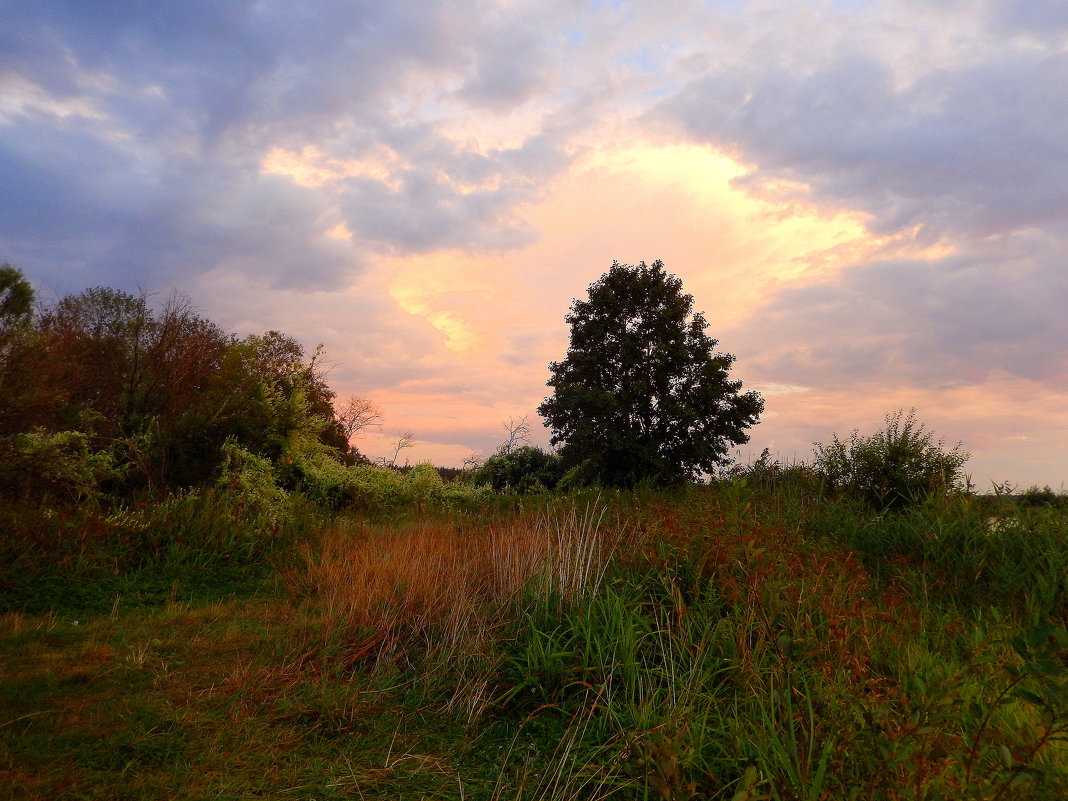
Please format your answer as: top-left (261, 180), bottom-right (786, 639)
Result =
top-left (299, 502), bottom-right (628, 684)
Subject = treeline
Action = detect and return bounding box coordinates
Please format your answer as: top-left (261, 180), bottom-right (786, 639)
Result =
top-left (3, 260), bottom-right (1056, 517)
top-left (0, 265), bottom-right (484, 518)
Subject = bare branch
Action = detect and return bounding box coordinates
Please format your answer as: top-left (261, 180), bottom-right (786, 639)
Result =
top-left (337, 395), bottom-right (383, 440)
top-left (500, 415), bottom-right (532, 454)
top-left (378, 430), bottom-right (416, 468)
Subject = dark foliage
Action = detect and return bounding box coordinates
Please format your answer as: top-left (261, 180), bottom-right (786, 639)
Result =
top-left (475, 445), bottom-right (565, 493)
top-left (0, 267), bottom-right (352, 501)
top-left (538, 260), bottom-right (763, 486)
top-left (1018, 485), bottom-right (1068, 509)
top-left (812, 409), bottom-right (969, 511)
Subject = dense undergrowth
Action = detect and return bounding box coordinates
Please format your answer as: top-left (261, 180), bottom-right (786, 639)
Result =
top-left (3, 479), bottom-right (1066, 800)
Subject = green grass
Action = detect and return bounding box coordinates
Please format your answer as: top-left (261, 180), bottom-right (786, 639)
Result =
top-left (2, 484), bottom-right (1067, 799)
top-left (0, 596), bottom-right (505, 800)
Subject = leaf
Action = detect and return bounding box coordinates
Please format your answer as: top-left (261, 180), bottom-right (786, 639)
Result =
top-left (1012, 689), bottom-right (1047, 708)
top-left (999, 744), bottom-right (1014, 769)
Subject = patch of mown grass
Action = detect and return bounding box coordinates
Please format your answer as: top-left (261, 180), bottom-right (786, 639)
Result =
top-left (0, 592), bottom-right (503, 801)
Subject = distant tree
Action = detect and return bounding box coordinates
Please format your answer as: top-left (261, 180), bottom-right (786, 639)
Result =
top-left (475, 445), bottom-right (564, 494)
top-left (208, 332), bottom-right (349, 478)
top-left (0, 265), bottom-right (40, 435)
top-left (37, 286), bottom-right (153, 436)
top-left (499, 415), bottom-right (532, 454)
top-left (335, 395), bottom-right (381, 464)
top-left (538, 260), bottom-right (763, 486)
top-left (27, 291), bottom-right (350, 491)
top-left (337, 396), bottom-right (382, 440)
top-left (379, 431), bottom-right (415, 469)
top-left (461, 452), bottom-right (484, 472)
top-left (0, 264), bottom-right (34, 339)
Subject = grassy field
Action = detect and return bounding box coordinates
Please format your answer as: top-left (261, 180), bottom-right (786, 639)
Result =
top-left (2, 483), bottom-right (1067, 800)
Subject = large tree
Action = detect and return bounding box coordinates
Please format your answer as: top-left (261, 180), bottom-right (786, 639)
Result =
top-left (538, 260), bottom-right (763, 486)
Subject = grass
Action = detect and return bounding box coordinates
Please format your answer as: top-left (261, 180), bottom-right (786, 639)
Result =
top-left (2, 484), bottom-right (1067, 799)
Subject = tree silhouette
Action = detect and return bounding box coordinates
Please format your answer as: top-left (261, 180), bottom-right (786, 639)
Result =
top-left (538, 260), bottom-right (763, 486)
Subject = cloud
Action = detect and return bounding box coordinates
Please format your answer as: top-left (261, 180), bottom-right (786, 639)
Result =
top-left (0, 0), bottom-right (592, 293)
top-left (3, 0), bottom-right (1066, 486)
top-left (662, 49), bottom-right (1068, 240)
top-left (455, 10), bottom-right (554, 111)
top-left (639, 1), bottom-right (1068, 488)
top-left (725, 232), bottom-right (1068, 392)
top-left (988, 0), bottom-right (1068, 41)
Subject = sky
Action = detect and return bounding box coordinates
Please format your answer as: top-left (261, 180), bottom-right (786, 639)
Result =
top-left (2, 0), bottom-right (1066, 490)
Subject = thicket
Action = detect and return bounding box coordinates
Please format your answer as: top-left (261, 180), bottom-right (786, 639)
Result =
top-left (812, 409), bottom-right (970, 510)
top-left (0, 268), bottom-right (493, 511)
top-left (474, 444), bottom-right (566, 494)
top-left (0, 268), bottom-right (488, 611)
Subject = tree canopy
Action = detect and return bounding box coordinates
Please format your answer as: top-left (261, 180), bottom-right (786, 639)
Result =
top-left (538, 260), bottom-right (763, 486)
top-left (0, 266), bottom-right (367, 500)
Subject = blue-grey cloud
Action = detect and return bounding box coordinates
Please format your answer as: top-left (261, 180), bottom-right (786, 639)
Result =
top-left (0, 0), bottom-right (584, 294)
top-left (725, 234), bottom-right (1068, 390)
top-left (651, 4), bottom-right (1068, 413)
top-left (988, 0), bottom-right (1068, 40)
top-left (660, 48), bottom-right (1068, 241)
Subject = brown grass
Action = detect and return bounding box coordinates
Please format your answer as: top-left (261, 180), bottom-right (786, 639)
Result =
top-left (299, 502), bottom-right (628, 687)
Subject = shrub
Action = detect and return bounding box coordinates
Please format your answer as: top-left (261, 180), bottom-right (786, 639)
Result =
top-left (730, 448), bottom-right (821, 494)
top-left (215, 438), bottom-right (290, 528)
top-left (813, 409), bottom-right (969, 510)
top-left (405, 461), bottom-right (444, 503)
top-left (1018, 485), bottom-right (1068, 509)
top-left (0, 429), bottom-right (119, 507)
top-left (475, 445), bottom-right (565, 494)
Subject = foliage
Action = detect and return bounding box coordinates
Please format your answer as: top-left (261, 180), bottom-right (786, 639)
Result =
top-left (215, 438), bottom-right (290, 529)
top-left (0, 274), bottom-right (359, 496)
top-left (0, 263), bottom-right (34, 338)
top-left (729, 448), bottom-right (823, 496)
top-left (4, 485), bottom-right (1068, 798)
top-left (538, 260), bottom-right (763, 487)
top-left (338, 462), bottom-right (489, 515)
top-left (812, 409), bottom-right (969, 510)
top-left (0, 428), bottom-right (119, 507)
top-left (475, 444), bottom-right (565, 494)
top-left (1019, 485), bottom-right (1068, 509)
top-left (0, 265), bottom-right (44, 436)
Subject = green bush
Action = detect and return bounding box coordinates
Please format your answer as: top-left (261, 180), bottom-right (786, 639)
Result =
top-left (215, 438), bottom-right (290, 529)
top-left (405, 461), bottom-right (444, 502)
top-left (340, 462), bottom-right (490, 514)
top-left (475, 445), bottom-right (565, 493)
top-left (1018, 485), bottom-right (1068, 509)
top-left (0, 429), bottom-right (119, 507)
top-left (813, 409), bottom-right (969, 510)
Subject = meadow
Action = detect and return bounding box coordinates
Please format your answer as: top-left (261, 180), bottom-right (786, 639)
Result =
top-left (3, 474), bottom-right (1066, 800)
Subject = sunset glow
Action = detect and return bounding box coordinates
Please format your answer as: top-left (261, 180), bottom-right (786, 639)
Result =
top-left (4, 1), bottom-right (1066, 488)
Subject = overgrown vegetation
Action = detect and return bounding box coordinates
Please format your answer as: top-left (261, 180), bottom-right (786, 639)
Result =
top-left (812, 409), bottom-right (970, 510)
top-left (4, 485), bottom-right (1066, 799)
top-left (3, 266), bottom-right (1066, 799)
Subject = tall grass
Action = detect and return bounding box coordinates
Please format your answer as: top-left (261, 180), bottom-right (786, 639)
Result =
top-left (0, 489), bottom-right (325, 614)
top-left (799, 493), bottom-right (1068, 622)
top-left (297, 485), bottom-right (1068, 799)
top-left (298, 500), bottom-right (629, 717)
top-left (8, 476), bottom-right (1065, 799)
